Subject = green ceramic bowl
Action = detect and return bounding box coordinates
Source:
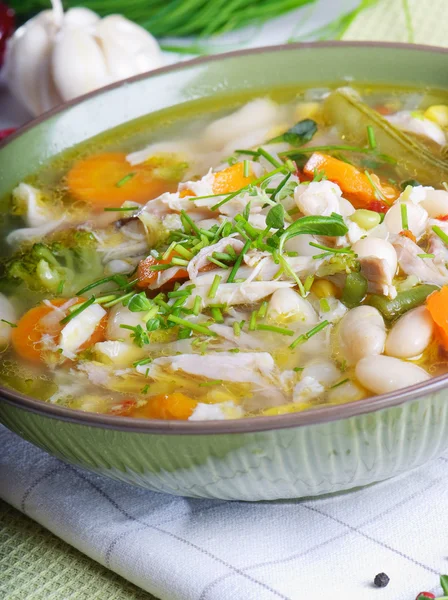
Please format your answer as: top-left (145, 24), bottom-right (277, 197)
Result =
top-left (1, 42), bottom-right (448, 501)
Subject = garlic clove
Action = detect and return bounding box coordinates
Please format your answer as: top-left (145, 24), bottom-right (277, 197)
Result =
top-left (95, 15), bottom-right (163, 81)
top-left (4, 17), bottom-right (54, 116)
top-left (62, 7), bottom-right (100, 29)
top-left (52, 27), bottom-right (109, 101)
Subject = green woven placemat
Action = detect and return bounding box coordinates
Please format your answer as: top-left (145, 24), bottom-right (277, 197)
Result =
top-left (0, 501), bottom-right (158, 600)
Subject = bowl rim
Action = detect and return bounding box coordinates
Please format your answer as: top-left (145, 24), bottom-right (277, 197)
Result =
top-left (1, 39), bottom-right (448, 435)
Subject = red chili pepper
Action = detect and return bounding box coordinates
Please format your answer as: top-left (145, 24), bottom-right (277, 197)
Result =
top-left (0, 127), bottom-right (16, 141)
top-left (367, 199), bottom-right (389, 214)
top-left (0, 3), bottom-right (15, 67)
top-left (437, 215), bottom-right (448, 221)
top-left (415, 592), bottom-right (435, 599)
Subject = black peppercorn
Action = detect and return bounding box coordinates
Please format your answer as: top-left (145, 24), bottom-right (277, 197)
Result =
top-left (374, 573), bottom-right (390, 588)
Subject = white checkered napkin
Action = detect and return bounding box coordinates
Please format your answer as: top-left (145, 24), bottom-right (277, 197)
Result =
top-left (1, 425), bottom-right (448, 600)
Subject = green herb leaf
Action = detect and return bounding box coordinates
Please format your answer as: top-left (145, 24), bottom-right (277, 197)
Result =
top-left (441, 575), bottom-right (448, 595)
top-left (278, 213), bottom-right (348, 254)
top-left (266, 204), bottom-right (285, 230)
top-left (269, 119), bottom-right (317, 146)
top-left (128, 292), bottom-right (153, 313)
top-left (120, 324), bottom-right (150, 347)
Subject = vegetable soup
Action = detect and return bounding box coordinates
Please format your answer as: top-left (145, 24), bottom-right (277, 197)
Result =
top-left (1, 85), bottom-right (448, 421)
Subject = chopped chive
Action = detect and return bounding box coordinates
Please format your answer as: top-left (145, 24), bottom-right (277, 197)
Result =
top-left (243, 160), bottom-right (250, 177)
top-left (115, 172), bottom-right (136, 188)
top-left (258, 301), bottom-right (268, 319)
top-left (229, 348), bottom-right (240, 353)
top-left (256, 323), bottom-right (294, 336)
top-left (171, 257), bottom-right (189, 267)
top-left (309, 242), bottom-right (354, 254)
top-left (279, 145), bottom-right (397, 165)
top-left (172, 296), bottom-right (188, 308)
top-left (270, 172), bottom-right (291, 201)
top-left (133, 357), bottom-right (152, 367)
top-left (95, 294), bottom-right (118, 305)
top-left (277, 255), bottom-right (305, 297)
top-left (293, 367), bottom-right (304, 372)
top-left (0, 319), bottom-right (17, 328)
top-left (400, 203), bottom-right (409, 230)
top-left (199, 380), bottom-right (223, 387)
top-left (257, 147), bottom-right (282, 168)
top-left (199, 229), bottom-right (216, 240)
top-left (234, 149), bottom-right (259, 157)
top-left (167, 289), bottom-right (192, 298)
top-left (57, 280), bottom-right (65, 294)
top-left (249, 310), bottom-right (257, 331)
top-left (174, 244), bottom-right (194, 260)
top-left (432, 225), bottom-right (448, 246)
top-left (207, 256), bottom-right (229, 269)
top-left (140, 384), bottom-right (150, 394)
top-left (289, 320), bottom-right (330, 350)
top-left (233, 321), bottom-right (241, 337)
top-left (213, 252), bottom-right (234, 262)
top-left (180, 210), bottom-right (201, 235)
top-left (104, 206), bottom-right (138, 212)
top-left (365, 170), bottom-right (387, 202)
top-left (417, 253), bottom-right (435, 259)
top-left (149, 263), bottom-right (175, 271)
top-left (103, 291), bottom-right (134, 308)
top-left (150, 249), bottom-right (160, 258)
top-left (210, 307), bottom-right (224, 323)
top-left (208, 274), bottom-right (222, 299)
top-left (225, 245), bottom-right (237, 258)
top-left (167, 315), bottom-right (217, 336)
top-left (304, 275), bottom-right (314, 293)
top-left (320, 298), bottom-right (331, 312)
top-left (227, 239), bottom-right (251, 283)
top-left (162, 241), bottom-right (177, 260)
top-left (367, 125), bottom-right (377, 150)
top-left (192, 295), bottom-right (202, 316)
top-left (330, 378), bottom-right (349, 389)
top-left (76, 274), bottom-right (129, 296)
top-left (60, 296), bottom-right (96, 325)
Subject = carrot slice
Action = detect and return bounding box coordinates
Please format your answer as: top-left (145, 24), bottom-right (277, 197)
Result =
top-left (303, 152), bottom-right (398, 208)
top-left (212, 162), bottom-right (255, 195)
top-left (137, 254), bottom-right (188, 289)
top-left (12, 298), bottom-right (106, 363)
top-left (130, 393), bottom-right (198, 420)
top-left (67, 152), bottom-right (177, 208)
top-left (426, 286), bottom-right (448, 350)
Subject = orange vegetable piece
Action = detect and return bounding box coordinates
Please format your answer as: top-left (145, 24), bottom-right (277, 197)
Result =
top-left (399, 230), bottom-right (417, 243)
top-left (426, 286), bottom-right (448, 350)
top-left (12, 297), bottom-right (106, 363)
top-left (212, 162), bottom-right (255, 195)
top-left (303, 152), bottom-right (399, 208)
top-left (130, 393), bottom-right (198, 420)
top-left (67, 152), bottom-right (176, 208)
top-left (136, 254), bottom-right (188, 289)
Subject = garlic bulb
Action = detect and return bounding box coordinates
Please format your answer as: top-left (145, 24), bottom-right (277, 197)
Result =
top-left (3, 0), bottom-right (163, 116)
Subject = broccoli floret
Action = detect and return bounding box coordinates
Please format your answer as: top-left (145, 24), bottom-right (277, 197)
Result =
top-left (0, 229), bottom-right (104, 296)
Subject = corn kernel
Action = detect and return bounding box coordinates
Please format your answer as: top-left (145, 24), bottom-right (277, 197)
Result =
top-left (424, 105), bottom-right (448, 128)
top-left (294, 102), bottom-right (321, 122)
top-left (310, 279), bottom-right (339, 299)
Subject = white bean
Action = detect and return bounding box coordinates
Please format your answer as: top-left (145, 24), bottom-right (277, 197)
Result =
top-left (421, 189), bottom-right (448, 218)
top-left (355, 355), bottom-right (430, 394)
top-left (106, 304), bottom-right (147, 343)
top-left (267, 288), bottom-right (318, 323)
top-left (383, 201), bottom-right (428, 238)
top-left (385, 306), bottom-right (434, 358)
top-left (338, 305), bottom-right (386, 365)
top-left (352, 237), bottom-right (397, 284)
top-left (0, 293), bottom-right (16, 347)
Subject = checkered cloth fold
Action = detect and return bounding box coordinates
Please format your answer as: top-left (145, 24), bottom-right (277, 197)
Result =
top-left (2, 426), bottom-right (448, 600)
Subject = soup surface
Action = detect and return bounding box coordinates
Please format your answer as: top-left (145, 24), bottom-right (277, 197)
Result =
top-left (1, 85), bottom-right (448, 421)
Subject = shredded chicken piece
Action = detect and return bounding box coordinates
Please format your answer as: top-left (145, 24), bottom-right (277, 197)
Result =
top-left (393, 235), bottom-right (448, 285)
